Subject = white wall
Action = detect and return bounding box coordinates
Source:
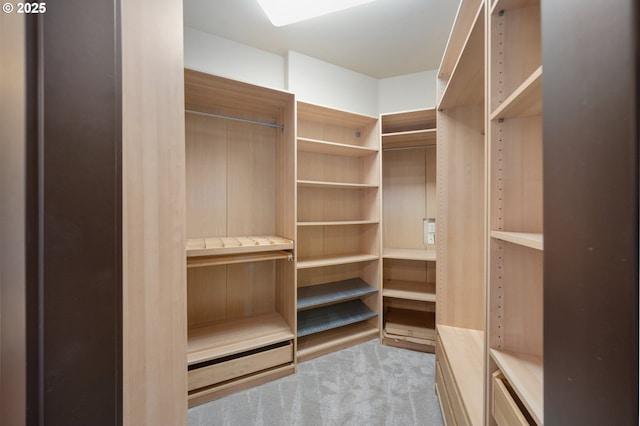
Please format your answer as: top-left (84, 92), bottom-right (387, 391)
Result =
top-left (184, 27), bottom-right (286, 90)
top-left (183, 29), bottom-right (437, 116)
top-left (378, 70), bottom-right (438, 114)
top-left (287, 51), bottom-right (379, 117)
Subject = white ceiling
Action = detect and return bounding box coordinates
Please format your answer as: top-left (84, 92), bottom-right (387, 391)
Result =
top-left (183, 0), bottom-right (461, 79)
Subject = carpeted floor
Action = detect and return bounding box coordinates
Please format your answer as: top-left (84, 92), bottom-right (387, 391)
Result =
top-left (188, 339), bottom-right (445, 426)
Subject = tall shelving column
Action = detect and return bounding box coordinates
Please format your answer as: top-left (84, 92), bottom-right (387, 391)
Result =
top-left (380, 109), bottom-right (438, 353)
top-left (486, 0), bottom-right (543, 425)
top-left (184, 70), bottom-right (297, 406)
top-left (295, 101), bottom-right (381, 362)
top-left (434, 0), bottom-right (486, 424)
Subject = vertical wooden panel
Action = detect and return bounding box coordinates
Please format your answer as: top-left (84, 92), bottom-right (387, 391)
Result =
top-left (436, 105), bottom-right (485, 329)
top-left (383, 148), bottom-right (426, 249)
top-left (122, 0), bottom-right (187, 423)
top-left (187, 266), bottom-right (227, 328)
top-left (542, 0), bottom-right (639, 423)
top-left (227, 122), bottom-right (277, 236)
top-left (185, 114), bottom-right (227, 239)
top-left (0, 12), bottom-right (28, 426)
top-left (227, 262), bottom-right (276, 319)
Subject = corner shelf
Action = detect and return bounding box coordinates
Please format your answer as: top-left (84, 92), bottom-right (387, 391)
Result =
top-left (297, 220), bottom-right (379, 227)
top-left (382, 129), bottom-right (437, 149)
top-left (383, 280), bottom-right (436, 302)
top-left (383, 248), bottom-right (436, 261)
top-left (297, 278), bottom-right (377, 310)
top-left (381, 108), bottom-right (436, 133)
top-left (296, 253), bottom-right (379, 269)
top-left (297, 180), bottom-right (378, 190)
top-left (297, 299), bottom-right (377, 337)
top-left (297, 137), bottom-right (378, 156)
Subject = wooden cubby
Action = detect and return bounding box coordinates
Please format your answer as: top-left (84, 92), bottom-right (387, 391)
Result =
top-left (487, 0), bottom-right (543, 424)
top-left (184, 70), bottom-right (296, 406)
top-left (380, 108), bottom-right (438, 353)
top-left (435, 0), bottom-right (486, 425)
top-left (295, 101), bottom-right (381, 362)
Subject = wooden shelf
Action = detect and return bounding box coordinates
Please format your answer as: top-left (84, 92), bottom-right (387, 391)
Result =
top-left (297, 299), bottom-right (377, 337)
top-left (297, 101), bottom-right (378, 129)
top-left (382, 331), bottom-right (435, 351)
top-left (187, 313), bottom-right (294, 365)
top-left (490, 348), bottom-right (543, 425)
top-left (297, 253), bottom-right (379, 269)
top-left (491, 0), bottom-right (539, 15)
top-left (297, 180), bottom-right (378, 190)
top-left (297, 321), bottom-right (378, 361)
top-left (187, 250), bottom-right (292, 268)
top-left (297, 220), bottom-right (379, 227)
top-left (438, 1), bottom-right (485, 109)
top-left (297, 137), bottom-right (378, 156)
top-left (438, 0), bottom-right (484, 79)
top-left (491, 66), bottom-right (542, 120)
top-left (382, 129), bottom-right (437, 149)
top-left (383, 280), bottom-right (436, 302)
top-left (186, 235), bottom-right (293, 258)
top-left (491, 231), bottom-right (543, 251)
top-left (437, 325), bottom-right (485, 426)
top-left (381, 108), bottom-right (436, 134)
top-left (385, 308), bottom-right (435, 340)
top-left (297, 278), bottom-right (377, 310)
top-left (383, 248), bottom-right (436, 261)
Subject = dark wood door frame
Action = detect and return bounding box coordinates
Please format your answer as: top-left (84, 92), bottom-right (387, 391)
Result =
top-left (2, 3), bottom-right (124, 424)
top-left (542, 0), bottom-right (639, 424)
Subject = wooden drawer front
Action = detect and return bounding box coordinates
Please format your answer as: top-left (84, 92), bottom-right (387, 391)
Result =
top-left (436, 337), bottom-right (470, 426)
top-left (188, 343), bottom-right (292, 391)
top-left (492, 371), bottom-right (530, 426)
top-left (436, 361), bottom-right (456, 426)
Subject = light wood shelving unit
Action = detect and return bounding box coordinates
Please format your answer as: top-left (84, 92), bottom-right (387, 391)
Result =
top-left (295, 101), bottom-right (381, 362)
top-left (184, 70), bottom-right (296, 406)
top-left (487, 0), bottom-right (543, 424)
top-left (435, 0), bottom-right (486, 424)
top-left (381, 108), bottom-right (438, 353)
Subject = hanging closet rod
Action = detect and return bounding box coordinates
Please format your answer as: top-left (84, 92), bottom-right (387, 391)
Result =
top-left (382, 144), bottom-right (436, 152)
top-left (186, 109), bottom-right (285, 130)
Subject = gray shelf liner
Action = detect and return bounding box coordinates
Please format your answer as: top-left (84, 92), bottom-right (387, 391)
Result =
top-left (297, 278), bottom-right (377, 310)
top-left (297, 299), bottom-right (377, 337)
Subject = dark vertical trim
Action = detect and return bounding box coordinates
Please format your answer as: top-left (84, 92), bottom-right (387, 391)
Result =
top-left (113, 0), bottom-right (123, 422)
top-left (25, 14), bottom-right (41, 426)
top-left (38, 1), bottom-right (122, 424)
top-left (542, 0), bottom-right (639, 425)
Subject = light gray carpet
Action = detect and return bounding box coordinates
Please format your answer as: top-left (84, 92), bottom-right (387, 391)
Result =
top-left (188, 339), bottom-right (444, 426)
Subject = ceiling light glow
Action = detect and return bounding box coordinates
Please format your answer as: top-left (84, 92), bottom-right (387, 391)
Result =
top-left (257, 0), bottom-right (376, 27)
